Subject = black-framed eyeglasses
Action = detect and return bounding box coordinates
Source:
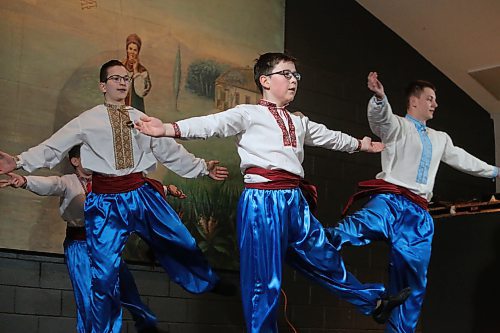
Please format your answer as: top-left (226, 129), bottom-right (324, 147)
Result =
top-left (266, 70), bottom-right (301, 81)
top-left (106, 75), bottom-right (131, 84)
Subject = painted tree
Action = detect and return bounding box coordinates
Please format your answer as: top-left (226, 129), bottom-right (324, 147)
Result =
top-left (186, 60), bottom-right (227, 98)
top-left (172, 45), bottom-right (182, 111)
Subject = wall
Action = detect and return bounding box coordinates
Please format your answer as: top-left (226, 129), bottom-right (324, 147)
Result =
top-left (423, 212), bottom-right (500, 332)
top-left (0, 249), bottom-right (244, 333)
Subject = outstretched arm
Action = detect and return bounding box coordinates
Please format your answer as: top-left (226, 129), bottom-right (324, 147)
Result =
top-left (302, 119), bottom-right (384, 153)
top-left (0, 173), bottom-right (68, 197)
top-left (137, 107), bottom-right (249, 139)
top-left (1, 117), bottom-right (83, 174)
top-left (441, 133), bottom-right (499, 179)
top-left (366, 72), bottom-right (401, 142)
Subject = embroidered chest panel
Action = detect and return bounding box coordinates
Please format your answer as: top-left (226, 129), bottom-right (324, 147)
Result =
top-left (106, 105), bottom-right (134, 170)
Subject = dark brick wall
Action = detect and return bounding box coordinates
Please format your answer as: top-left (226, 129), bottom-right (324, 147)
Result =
top-left (423, 212), bottom-right (500, 332)
top-left (0, 250), bottom-right (244, 333)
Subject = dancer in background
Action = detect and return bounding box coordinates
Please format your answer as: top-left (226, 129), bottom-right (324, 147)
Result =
top-left (326, 72), bottom-right (499, 332)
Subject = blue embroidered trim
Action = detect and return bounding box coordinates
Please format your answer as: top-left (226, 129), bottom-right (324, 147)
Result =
top-left (493, 167), bottom-right (499, 178)
top-left (406, 115), bottom-right (432, 184)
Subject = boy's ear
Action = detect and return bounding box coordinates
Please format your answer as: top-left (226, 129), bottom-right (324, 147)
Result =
top-left (409, 96), bottom-right (417, 108)
top-left (259, 75), bottom-right (271, 91)
top-left (99, 82), bottom-right (107, 93)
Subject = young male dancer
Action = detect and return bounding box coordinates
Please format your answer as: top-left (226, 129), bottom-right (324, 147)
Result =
top-left (134, 53), bottom-right (411, 332)
top-left (326, 72), bottom-right (500, 332)
top-left (0, 60), bottom-right (230, 333)
top-left (0, 145), bottom-right (183, 333)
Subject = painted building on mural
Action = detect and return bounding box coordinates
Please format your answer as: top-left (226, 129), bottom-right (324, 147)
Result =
top-left (215, 67), bottom-right (260, 110)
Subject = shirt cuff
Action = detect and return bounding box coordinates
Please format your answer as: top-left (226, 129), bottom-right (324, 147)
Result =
top-left (348, 138), bottom-right (361, 154)
top-left (14, 155), bottom-right (23, 170)
top-left (170, 122), bottom-right (181, 138)
top-left (493, 166), bottom-right (499, 178)
top-left (201, 160), bottom-right (209, 176)
top-left (372, 95), bottom-right (387, 106)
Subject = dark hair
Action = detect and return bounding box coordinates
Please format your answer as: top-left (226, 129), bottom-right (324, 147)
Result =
top-left (68, 145), bottom-right (81, 160)
top-left (405, 80), bottom-right (436, 108)
top-left (253, 52), bottom-right (297, 93)
top-left (99, 59), bottom-right (126, 83)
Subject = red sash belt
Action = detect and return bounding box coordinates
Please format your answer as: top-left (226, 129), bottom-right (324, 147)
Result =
top-left (92, 172), bottom-right (166, 200)
top-left (66, 227), bottom-right (86, 241)
top-left (342, 179), bottom-right (429, 217)
top-left (244, 167), bottom-right (318, 216)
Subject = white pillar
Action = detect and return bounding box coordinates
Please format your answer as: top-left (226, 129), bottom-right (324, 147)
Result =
top-left (490, 113), bottom-right (500, 193)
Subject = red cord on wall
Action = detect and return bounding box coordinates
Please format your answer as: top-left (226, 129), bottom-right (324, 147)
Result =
top-left (281, 288), bottom-right (298, 333)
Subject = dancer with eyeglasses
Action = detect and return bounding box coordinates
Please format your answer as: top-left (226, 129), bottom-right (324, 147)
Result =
top-left (0, 59), bottom-right (233, 333)
top-left (134, 52), bottom-right (411, 332)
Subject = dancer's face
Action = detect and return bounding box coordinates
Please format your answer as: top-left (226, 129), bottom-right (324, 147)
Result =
top-left (99, 65), bottom-right (130, 104)
top-left (260, 61), bottom-right (299, 107)
top-left (409, 87), bottom-right (438, 122)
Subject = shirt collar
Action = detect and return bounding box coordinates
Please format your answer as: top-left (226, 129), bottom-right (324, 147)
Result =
top-left (405, 114), bottom-right (427, 132)
top-left (259, 99), bottom-right (289, 109)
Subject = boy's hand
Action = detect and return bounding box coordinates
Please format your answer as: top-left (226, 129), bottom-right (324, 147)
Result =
top-left (206, 160), bottom-right (229, 181)
top-left (165, 184), bottom-right (187, 199)
top-left (359, 136), bottom-right (385, 153)
top-left (0, 151), bottom-right (17, 175)
top-left (367, 72), bottom-right (385, 99)
top-left (135, 116), bottom-right (168, 137)
top-left (0, 173), bottom-right (26, 188)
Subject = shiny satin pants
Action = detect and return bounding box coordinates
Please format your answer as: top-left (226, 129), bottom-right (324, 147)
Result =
top-left (64, 239), bottom-right (157, 333)
top-left (328, 193), bottom-right (434, 333)
top-left (85, 183), bottom-right (219, 333)
top-left (237, 188), bottom-right (386, 333)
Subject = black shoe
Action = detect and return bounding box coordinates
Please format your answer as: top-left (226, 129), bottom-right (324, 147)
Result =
top-left (210, 278), bottom-right (238, 297)
top-left (372, 287), bottom-right (412, 324)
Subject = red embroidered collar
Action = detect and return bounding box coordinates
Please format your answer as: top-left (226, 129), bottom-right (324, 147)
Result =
top-left (258, 100), bottom-right (297, 147)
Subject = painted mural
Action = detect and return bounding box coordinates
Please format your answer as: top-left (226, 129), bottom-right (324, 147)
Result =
top-left (0, 0), bottom-right (285, 270)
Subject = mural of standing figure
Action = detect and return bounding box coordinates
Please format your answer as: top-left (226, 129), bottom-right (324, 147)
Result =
top-left (122, 33), bottom-right (152, 112)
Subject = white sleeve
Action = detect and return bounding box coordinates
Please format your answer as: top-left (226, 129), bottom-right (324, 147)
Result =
top-left (18, 117), bottom-right (83, 172)
top-left (176, 106), bottom-right (250, 139)
top-left (150, 137), bottom-right (208, 178)
top-left (25, 175), bottom-right (68, 197)
top-left (367, 95), bottom-right (401, 142)
top-left (303, 117), bottom-right (359, 152)
top-left (441, 133), bottom-right (498, 178)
